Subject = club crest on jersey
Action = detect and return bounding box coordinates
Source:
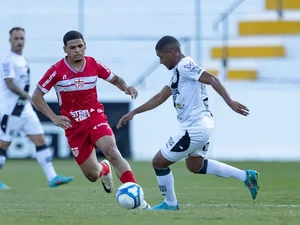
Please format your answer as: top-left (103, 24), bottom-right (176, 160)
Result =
top-left (71, 147), bottom-right (79, 157)
top-left (74, 78), bottom-right (84, 88)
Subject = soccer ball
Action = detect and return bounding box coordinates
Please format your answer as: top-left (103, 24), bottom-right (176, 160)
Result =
top-left (116, 182), bottom-right (144, 209)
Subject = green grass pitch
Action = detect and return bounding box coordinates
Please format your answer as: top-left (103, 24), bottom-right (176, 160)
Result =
top-left (0, 160), bottom-right (299, 225)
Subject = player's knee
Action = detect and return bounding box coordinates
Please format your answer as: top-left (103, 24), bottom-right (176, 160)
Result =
top-left (186, 163), bottom-right (203, 173)
top-left (85, 172), bottom-right (98, 182)
top-left (0, 140), bottom-right (10, 150)
top-left (152, 151), bottom-right (172, 168)
top-left (30, 134), bottom-right (46, 146)
top-left (152, 156), bottom-right (165, 168)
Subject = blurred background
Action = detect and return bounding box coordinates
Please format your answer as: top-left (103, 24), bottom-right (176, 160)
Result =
top-left (1, 0), bottom-right (300, 162)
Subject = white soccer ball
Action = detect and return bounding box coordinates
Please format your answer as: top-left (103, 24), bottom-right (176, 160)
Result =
top-left (116, 182), bottom-right (144, 209)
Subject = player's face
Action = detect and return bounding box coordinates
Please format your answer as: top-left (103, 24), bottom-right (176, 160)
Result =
top-left (64, 39), bottom-right (86, 63)
top-left (156, 49), bottom-right (177, 70)
top-left (9, 30), bottom-right (25, 54)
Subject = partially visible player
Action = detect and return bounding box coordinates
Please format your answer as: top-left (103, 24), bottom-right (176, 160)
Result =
top-left (0, 27), bottom-right (73, 189)
top-left (32, 30), bottom-right (150, 209)
top-left (117, 36), bottom-right (260, 210)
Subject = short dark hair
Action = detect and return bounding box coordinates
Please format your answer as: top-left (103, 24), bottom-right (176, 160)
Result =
top-left (155, 36), bottom-right (180, 51)
top-left (9, 27), bottom-right (25, 35)
top-left (63, 30), bottom-right (84, 46)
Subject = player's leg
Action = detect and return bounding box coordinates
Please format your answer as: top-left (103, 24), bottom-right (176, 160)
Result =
top-left (25, 114), bottom-right (73, 188)
top-left (95, 136), bottom-right (135, 181)
top-left (0, 114), bottom-right (23, 189)
top-left (185, 143), bottom-right (260, 199)
top-left (149, 130), bottom-right (196, 210)
top-left (78, 147), bottom-right (110, 182)
top-left (0, 140), bottom-right (11, 189)
top-left (94, 135), bottom-right (150, 208)
top-left (67, 125), bottom-right (114, 193)
top-left (151, 150), bottom-right (179, 210)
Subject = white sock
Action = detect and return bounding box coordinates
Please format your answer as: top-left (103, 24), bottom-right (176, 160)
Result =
top-left (0, 155), bottom-right (6, 170)
top-left (205, 159), bottom-right (246, 182)
top-left (154, 168), bottom-right (178, 207)
top-left (36, 146), bottom-right (57, 181)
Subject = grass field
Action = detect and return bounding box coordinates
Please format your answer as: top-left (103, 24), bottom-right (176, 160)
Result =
top-left (0, 160), bottom-right (300, 225)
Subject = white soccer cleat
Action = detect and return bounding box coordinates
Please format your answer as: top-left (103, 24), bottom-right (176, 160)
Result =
top-left (100, 159), bottom-right (114, 193)
top-left (138, 199), bottom-right (151, 209)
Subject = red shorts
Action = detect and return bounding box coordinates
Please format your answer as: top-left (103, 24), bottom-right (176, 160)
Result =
top-left (65, 114), bottom-right (114, 165)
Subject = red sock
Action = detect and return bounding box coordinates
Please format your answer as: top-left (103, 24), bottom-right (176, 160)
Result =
top-left (99, 162), bottom-right (110, 177)
top-left (120, 170), bottom-right (137, 183)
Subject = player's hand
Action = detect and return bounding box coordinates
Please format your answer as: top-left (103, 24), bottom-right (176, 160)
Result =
top-left (117, 112), bottom-right (135, 129)
top-left (125, 86), bottom-right (138, 99)
top-left (51, 115), bottom-right (72, 129)
top-left (228, 100), bottom-right (249, 116)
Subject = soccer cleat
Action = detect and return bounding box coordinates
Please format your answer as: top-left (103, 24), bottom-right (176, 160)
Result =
top-left (244, 170), bottom-right (260, 200)
top-left (100, 159), bottom-right (114, 193)
top-left (48, 175), bottom-right (74, 188)
top-left (138, 200), bottom-right (151, 209)
top-left (0, 181), bottom-right (9, 189)
top-left (147, 201), bottom-right (179, 211)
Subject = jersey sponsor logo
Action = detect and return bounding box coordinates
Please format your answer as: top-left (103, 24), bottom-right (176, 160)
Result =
top-left (62, 75), bottom-right (67, 79)
top-left (42, 71), bottom-right (57, 87)
top-left (93, 122), bottom-right (109, 130)
top-left (74, 78), bottom-right (85, 88)
top-left (70, 109), bottom-right (90, 122)
top-left (176, 103), bottom-right (185, 109)
top-left (71, 147), bottom-right (79, 157)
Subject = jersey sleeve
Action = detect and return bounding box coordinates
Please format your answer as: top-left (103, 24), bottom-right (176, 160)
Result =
top-left (96, 61), bottom-right (114, 81)
top-left (178, 60), bottom-right (205, 82)
top-left (1, 57), bottom-right (15, 79)
top-left (37, 66), bottom-right (58, 93)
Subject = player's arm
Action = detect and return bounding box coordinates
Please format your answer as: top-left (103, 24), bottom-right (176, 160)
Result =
top-left (108, 75), bottom-right (138, 99)
top-left (4, 78), bottom-right (31, 100)
top-left (117, 85), bottom-right (171, 128)
top-left (32, 88), bottom-right (58, 122)
top-left (1, 59), bottom-right (31, 101)
top-left (96, 61), bottom-right (138, 99)
top-left (32, 88), bottom-right (71, 129)
top-left (199, 71), bottom-right (249, 116)
top-left (132, 85), bottom-right (171, 114)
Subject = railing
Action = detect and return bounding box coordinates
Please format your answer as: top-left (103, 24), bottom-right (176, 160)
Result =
top-left (213, 0), bottom-right (246, 81)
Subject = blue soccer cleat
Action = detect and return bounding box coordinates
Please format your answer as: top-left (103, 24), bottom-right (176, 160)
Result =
top-left (147, 201), bottom-right (179, 211)
top-left (48, 175), bottom-right (74, 188)
top-left (244, 170), bottom-right (260, 200)
top-left (0, 181), bottom-right (9, 189)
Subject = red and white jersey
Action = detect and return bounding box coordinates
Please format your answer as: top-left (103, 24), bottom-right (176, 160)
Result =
top-left (37, 56), bottom-right (114, 124)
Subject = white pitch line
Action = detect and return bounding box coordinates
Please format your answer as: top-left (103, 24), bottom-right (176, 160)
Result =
top-left (182, 203), bottom-right (300, 208)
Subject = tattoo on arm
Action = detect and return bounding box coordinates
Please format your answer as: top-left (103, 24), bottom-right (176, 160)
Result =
top-left (110, 75), bottom-right (129, 92)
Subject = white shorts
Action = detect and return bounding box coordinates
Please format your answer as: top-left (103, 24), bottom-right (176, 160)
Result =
top-left (161, 128), bottom-right (213, 162)
top-left (0, 113), bottom-right (44, 142)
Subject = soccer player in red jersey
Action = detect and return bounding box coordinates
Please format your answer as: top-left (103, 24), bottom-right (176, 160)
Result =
top-left (32, 30), bottom-right (149, 208)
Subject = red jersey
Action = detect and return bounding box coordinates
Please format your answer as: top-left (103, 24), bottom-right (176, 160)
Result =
top-left (37, 56), bottom-right (113, 125)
